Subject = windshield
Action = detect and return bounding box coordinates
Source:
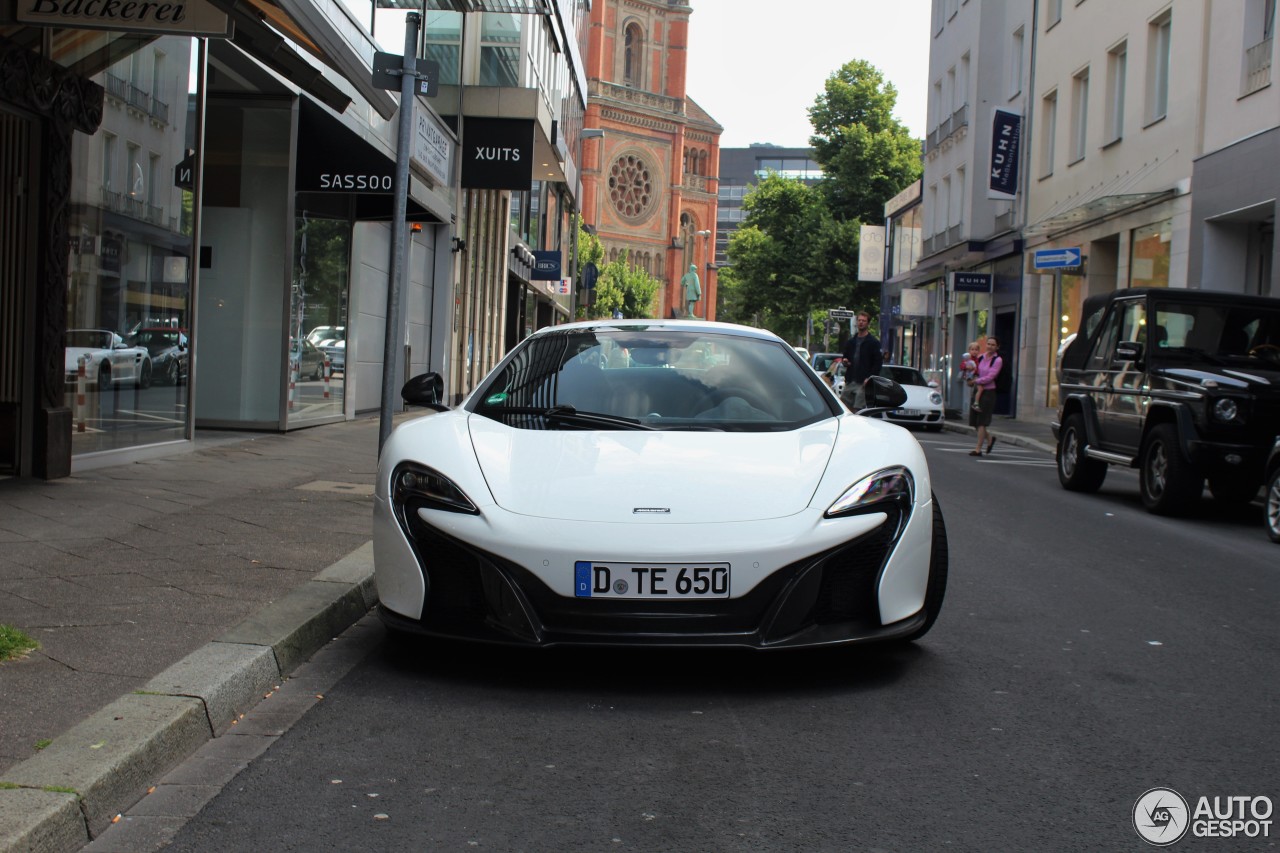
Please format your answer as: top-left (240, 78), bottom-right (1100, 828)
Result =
top-left (66, 331), bottom-right (112, 349)
top-left (473, 328), bottom-right (838, 431)
top-left (812, 353), bottom-right (840, 372)
top-left (1153, 300), bottom-right (1280, 366)
top-left (881, 365), bottom-right (927, 386)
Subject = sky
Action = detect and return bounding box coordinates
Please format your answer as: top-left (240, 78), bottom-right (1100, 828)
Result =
top-left (684, 0), bottom-right (932, 148)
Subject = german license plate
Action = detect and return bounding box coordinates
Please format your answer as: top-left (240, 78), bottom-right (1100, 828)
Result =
top-left (574, 561), bottom-right (730, 599)
top-left (894, 408), bottom-right (923, 416)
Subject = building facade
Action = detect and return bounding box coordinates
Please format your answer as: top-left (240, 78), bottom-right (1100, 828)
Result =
top-left (0, 0), bottom-right (592, 478)
top-left (581, 0), bottom-right (722, 320)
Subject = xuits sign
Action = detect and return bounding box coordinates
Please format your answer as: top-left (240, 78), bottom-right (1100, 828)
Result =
top-left (16, 0), bottom-right (231, 37)
top-left (462, 118), bottom-right (535, 190)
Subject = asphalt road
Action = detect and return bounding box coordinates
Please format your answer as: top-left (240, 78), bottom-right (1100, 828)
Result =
top-left (154, 432), bottom-right (1279, 852)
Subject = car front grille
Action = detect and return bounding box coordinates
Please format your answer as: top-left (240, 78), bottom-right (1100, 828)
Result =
top-left (394, 504), bottom-right (908, 647)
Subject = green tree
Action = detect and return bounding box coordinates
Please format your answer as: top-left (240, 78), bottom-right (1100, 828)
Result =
top-left (575, 217), bottom-right (660, 319)
top-left (808, 59), bottom-right (923, 225)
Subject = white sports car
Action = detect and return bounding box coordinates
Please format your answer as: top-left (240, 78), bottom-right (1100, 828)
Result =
top-left (374, 320), bottom-right (947, 649)
top-left (65, 329), bottom-right (153, 388)
top-left (868, 365), bottom-right (946, 432)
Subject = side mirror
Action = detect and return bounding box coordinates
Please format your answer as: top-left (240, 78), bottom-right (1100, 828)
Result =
top-left (863, 374), bottom-right (908, 410)
top-left (1115, 341), bottom-right (1144, 363)
top-left (401, 371), bottom-right (449, 412)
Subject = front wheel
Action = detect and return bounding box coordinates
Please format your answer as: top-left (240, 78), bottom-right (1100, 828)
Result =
top-left (137, 360), bottom-right (152, 389)
top-left (1056, 413), bottom-right (1107, 492)
top-left (1265, 467), bottom-right (1280, 544)
top-left (1139, 423), bottom-right (1203, 515)
top-left (900, 494), bottom-right (948, 643)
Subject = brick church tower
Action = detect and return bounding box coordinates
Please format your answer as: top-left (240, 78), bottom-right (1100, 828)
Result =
top-left (582, 0), bottom-right (722, 319)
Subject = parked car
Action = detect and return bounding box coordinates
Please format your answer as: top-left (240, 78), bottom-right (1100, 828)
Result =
top-left (822, 358), bottom-right (847, 397)
top-left (1053, 288), bottom-right (1280, 515)
top-left (792, 346), bottom-right (812, 364)
top-left (64, 329), bottom-right (152, 389)
top-left (867, 365), bottom-right (945, 431)
top-left (290, 338), bottom-right (326, 380)
top-left (128, 328), bottom-right (188, 385)
top-left (810, 352), bottom-right (842, 373)
top-left (375, 320), bottom-right (947, 650)
top-left (306, 325), bottom-right (345, 348)
top-left (1266, 438), bottom-right (1280, 543)
top-left (323, 339), bottom-right (345, 374)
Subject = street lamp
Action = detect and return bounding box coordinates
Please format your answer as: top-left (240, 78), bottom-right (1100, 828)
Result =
top-left (572, 128), bottom-right (606, 320)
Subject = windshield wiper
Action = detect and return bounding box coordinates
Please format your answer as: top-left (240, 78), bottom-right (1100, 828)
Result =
top-left (477, 404), bottom-right (658, 430)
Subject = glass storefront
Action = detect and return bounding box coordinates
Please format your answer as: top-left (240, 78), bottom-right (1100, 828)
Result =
top-left (64, 36), bottom-right (200, 455)
top-left (1130, 218), bottom-right (1173, 287)
top-left (288, 213), bottom-right (350, 425)
top-left (1047, 270), bottom-right (1086, 407)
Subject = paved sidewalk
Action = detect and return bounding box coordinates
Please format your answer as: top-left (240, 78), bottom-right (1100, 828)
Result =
top-left (0, 415), bottom-right (399, 852)
top-left (940, 413), bottom-right (1058, 456)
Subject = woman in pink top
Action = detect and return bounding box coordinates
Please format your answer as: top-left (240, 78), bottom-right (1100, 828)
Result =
top-left (968, 337), bottom-right (1002, 456)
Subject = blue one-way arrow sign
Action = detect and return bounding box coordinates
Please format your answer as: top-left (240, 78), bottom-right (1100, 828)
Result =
top-left (1033, 246), bottom-right (1082, 269)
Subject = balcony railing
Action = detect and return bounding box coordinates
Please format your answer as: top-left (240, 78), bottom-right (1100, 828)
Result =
top-left (100, 72), bottom-right (168, 126)
top-left (103, 72), bottom-right (129, 101)
top-left (923, 103), bottom-right (970, 154)
top-left (590, 79), bottom-right (683, 115)
top-left (99, 186), bottom-right (170, 230)
top-left (150, 98), bottom-right (169, 124)
top-left (1244, 38), bottom-right (1272, 95)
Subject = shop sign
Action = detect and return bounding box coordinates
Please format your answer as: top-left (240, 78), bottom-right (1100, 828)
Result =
top-left (857, 224), bottom-right (885, 282)
top-left (900, 289), bottom-right (930, 316)
top-left (987, 109), bottom-right (1021, 200)
top-left (531, 250), bottom-right (561, 281)
top-left (412, 104), bottom-right (453, 186)
top-left (462, 118), bottom-right (535, 190)
top-left (952, 272), bottom-right (992, 293)
top-left (16, 0), bottom-right (232, 37)
top-left (296, 101), bottom-right (394, 194)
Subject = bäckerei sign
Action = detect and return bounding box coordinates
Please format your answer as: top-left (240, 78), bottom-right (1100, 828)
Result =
top-left (17, 0), bottom-right (232, 37)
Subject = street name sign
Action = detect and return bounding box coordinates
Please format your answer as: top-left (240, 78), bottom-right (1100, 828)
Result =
top-left (829, 308), bottom-right (855, 320)
top-left (1033, 246), bottom-right (1082, 269)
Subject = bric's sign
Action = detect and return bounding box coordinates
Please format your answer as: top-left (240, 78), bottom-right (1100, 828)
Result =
top-left (16, 0), bottom-right (232, 37)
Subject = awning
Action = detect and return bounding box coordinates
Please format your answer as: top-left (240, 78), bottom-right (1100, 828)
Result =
top-left (210, 0), bottom-right (397, 118)
top-left (1023, 191), bottom-right (1174, 238)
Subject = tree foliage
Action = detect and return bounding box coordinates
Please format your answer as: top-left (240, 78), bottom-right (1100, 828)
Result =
top-left (719, 59), bottom-right (922, 342)
top-left (576, 217), bottom-right (660, 319)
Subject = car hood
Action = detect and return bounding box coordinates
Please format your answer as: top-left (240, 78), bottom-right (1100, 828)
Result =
top-left (899, 384), bottom-right (941, 409)
top-left (468, 416), bottom-right (843, 523)
top-left (1155, 364), bottom-right (1280, 391)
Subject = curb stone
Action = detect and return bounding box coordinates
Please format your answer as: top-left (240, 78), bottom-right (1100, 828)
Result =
top-left (0, 541), bottom-right (376, 853)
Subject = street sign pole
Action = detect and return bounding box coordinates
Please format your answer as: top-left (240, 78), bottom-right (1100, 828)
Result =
top-left (379, 12), bottom-right (420, 455)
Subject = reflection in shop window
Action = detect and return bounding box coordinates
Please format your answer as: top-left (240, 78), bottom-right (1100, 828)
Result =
top-left (65, 36), bottom-right (197, 457)
top-left (289, 213), bottom-right (350, 426)
top-left (1130, 219), bottom-right (1172, 287)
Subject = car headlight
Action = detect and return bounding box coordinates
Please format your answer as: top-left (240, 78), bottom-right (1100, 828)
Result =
top-left (825, 466), bottom-right (914, 518)
top-left (929, 391), bottom-right (943, 405)
top-left (1213, 397), bottom-right (1240, 423)
top-left (391, 462), bottom-right (479, 515)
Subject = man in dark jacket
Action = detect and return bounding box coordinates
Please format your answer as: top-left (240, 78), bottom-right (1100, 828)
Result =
top-left (839, 310), bottom-right (883, 410)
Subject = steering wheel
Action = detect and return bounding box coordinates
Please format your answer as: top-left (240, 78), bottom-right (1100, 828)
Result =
top-left (1249, 343), bottom-right (1280, 363)
top-left (697, 386), bottom-right (775, 415)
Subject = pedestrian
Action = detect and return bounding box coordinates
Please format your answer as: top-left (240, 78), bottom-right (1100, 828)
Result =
top-left (839, 310), bottom-right (883, 410)
top-left (968, 336), bottom-right (1001, 456)
top-left (959, 341), bottom-right (984, 412)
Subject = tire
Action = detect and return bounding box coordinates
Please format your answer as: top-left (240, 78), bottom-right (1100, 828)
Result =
top-left (137, 360), bottom-right (152, 390)
top-left (1139, 423), bottom-right (1203, 515)
top-left (98, 363), bottom-right (110, 387)
top-left (900, 494), bottom-right (948, 643)
top-left (1056, 413), bottom-right (1107, 492)
top-left (1208, 470), bottom-right (1261, 504)
top-left (164, 358), bottom-right (179, 386)
top-left (1266, 467), bottom-right (1280, 544)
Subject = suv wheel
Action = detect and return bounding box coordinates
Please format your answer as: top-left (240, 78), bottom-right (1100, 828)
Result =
top-left (1208, 470), bottom-right (1261, 505)
top-left (1266, 467), bottom-right (1280, 544)
top-left (1057, 413), bottom-right (1107, 492)
top-left (1139, 423), bottom-right (1203, 515)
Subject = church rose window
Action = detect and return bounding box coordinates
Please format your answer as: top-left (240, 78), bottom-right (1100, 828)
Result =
top-left (608, 152), bottom-right (656, 221)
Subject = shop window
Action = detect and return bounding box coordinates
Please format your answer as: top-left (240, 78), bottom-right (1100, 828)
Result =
top-left (1130, 219), bottom-right (1172, 287)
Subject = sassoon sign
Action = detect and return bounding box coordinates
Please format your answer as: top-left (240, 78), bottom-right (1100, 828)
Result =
top-left (295, 100), bottom-right (394, 194)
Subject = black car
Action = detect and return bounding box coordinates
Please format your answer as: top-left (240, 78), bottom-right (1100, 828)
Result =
top-left (1053, 288), bottom-right (1280, 515)
top-left (128, 328), bottom-right (189, 385)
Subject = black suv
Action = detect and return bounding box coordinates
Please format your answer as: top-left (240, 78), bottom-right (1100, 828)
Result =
top-left (1053, 288), bottom-right (1280, 515)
